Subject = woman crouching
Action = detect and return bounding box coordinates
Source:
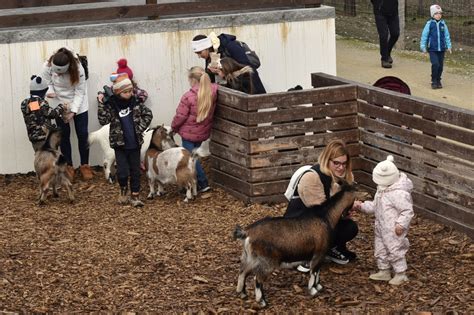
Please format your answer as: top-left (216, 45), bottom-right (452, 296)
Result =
top-left (285, 139), bottom-right (358, 269)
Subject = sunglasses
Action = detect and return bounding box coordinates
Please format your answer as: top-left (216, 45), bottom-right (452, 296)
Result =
top-left (331, 159), bottom-right (348, 168)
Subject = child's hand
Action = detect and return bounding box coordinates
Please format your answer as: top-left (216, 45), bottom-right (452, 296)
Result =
top-left (97, 93), bottom-right (104, 104)
top-left (448, 49), bottom-right (452, 54)
top-left (46, 92), bottom-right (57, 98)
top-left (395, 224), bottom-right (404, 236)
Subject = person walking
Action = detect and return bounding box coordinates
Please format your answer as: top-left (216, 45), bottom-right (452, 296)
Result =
top-left (371, 0), bottom-right (400, 68)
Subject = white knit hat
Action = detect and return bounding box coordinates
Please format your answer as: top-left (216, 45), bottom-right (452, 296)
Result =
top-left (430, 4), bottom-right (442, 18)
top-left (372, 155), bottom-right (400, 187)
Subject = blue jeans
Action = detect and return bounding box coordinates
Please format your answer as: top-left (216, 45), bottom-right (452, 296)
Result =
top-left (56, 111), bottom-right (89, 166)
top-left (181, 139), bottom-right (208, 189)
top-left (429, 51), bottom-right (445, 83)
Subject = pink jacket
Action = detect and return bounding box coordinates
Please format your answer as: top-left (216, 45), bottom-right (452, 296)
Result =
top-left (171, 83), bottom-right (218, 142)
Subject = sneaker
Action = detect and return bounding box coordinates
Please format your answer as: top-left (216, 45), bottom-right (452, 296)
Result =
top-left (325, 247), bottom-right (349, 265)
top-left (198, 186), bottom-right (211, 193)
top-left (337, 245), bottom-right (357, 261)
top-left (80, 164), bottom-right (93, 180)
top-left (388, 56), bottom-right (393, 64)
top-left (130, 193), bottom-right (144, 207)
top-left (389, 272), bottom-right (409, 285)
top-left (296, 262), bottom-right (310, 273)
top-left (369, 269), bottom-right (392, 281)
top-left (381, 60), bottom-right (392, 68)
top-left (431, 82), bottom-right (439, 89)
top-left (436, 81), bottom-right (443, 89)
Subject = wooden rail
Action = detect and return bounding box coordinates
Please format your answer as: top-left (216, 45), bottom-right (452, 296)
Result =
top-left (0, 0), bottom-right (98, 9)
top-left (0, 0), bottom-right (322, 29)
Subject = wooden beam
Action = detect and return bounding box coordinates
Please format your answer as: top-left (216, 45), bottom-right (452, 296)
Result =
top-left (0, 0), bottom-right (98, 9)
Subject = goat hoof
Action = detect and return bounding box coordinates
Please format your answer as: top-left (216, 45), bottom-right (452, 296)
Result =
top-left (258, 299), bottom-right (268, 308)
top-left (53, 193), bottom-right (59, 198)
top-left (238, 291), bottom-right (247, 299)
top-left (147, 194), bottom-right (154, 200)
top-left (38, 200), bottom-right (46, 206)
top-left (309, 287), bottom-right (319, 296)
top-left (316, 283), bottom-right (323, 291)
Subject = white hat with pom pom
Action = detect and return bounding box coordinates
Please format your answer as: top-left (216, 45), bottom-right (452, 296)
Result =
top-left (372, 155), bottom-right (400, 186)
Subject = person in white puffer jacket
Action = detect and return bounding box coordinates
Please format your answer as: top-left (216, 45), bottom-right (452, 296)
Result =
top-left (41, 47), bottom-right (92, 180)
top-left (353, 155), bottom-right (414, 285)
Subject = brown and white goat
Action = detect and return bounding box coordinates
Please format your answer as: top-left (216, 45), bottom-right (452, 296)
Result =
top-left (34, 127), bottom-right (74, 205)
top-left (233, 183), bottom-right (368, 307)
top-left (145, 125), bottom-right (206, 202)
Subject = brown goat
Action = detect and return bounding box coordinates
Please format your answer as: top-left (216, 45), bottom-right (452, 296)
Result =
top-left (34, 127), bottom-right (74, 205)
top-left (233, 183), bottom-right (368, 307)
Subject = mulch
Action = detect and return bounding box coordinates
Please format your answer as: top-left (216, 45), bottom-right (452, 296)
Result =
top-left (0, 169), bottom-right (473, 313)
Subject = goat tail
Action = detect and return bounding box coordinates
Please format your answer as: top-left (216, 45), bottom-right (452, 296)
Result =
top-left (191, 146), bottom-right (210, 159)
top-left (233, 225), bottom-right (247, 241)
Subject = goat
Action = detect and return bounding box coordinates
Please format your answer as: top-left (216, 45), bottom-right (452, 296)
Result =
top-left (145, 125), bottom-right (207, 202)
top-left (88, 123), bottom-right (154, 183)
top-left (233, 183), bottom-right (368, 307)
top-left (34, 126), bottom-right (74, 205)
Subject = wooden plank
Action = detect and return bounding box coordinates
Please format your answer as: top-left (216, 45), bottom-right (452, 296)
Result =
top-left (217, 87), bottom-right (249, 110)
top-left (249, 129), bottom-right (359, 153)
top-left (248, 143), bottom-right (359, 168)
top-left (211, 129), bottom-right (249, 154)
top-left (0, 0), bottom-right (97, 9)
top-left (358, 86), bottom-right (474, 129)
top-left (246, 85), bottom-right (358, 111)
top-left (211, 156), bottom-right (251, 182)
top-left (212, 169), bottom-right (252, 196)
top-left (358, 102), bottom-right (474, 145)
top-left (248, 194), bottom-right (287, 205)
top-left (250, 102), bottom-right (357, 125)
top-left (212, 182), bottom-right (251, 205)
top-left (358, 146), bottom-right (474, 194)
top-left (214, 105), bottom-right (251, 126)
top-left (359, 131), bottom-right (474, 179)
top-left (359, 116), bottom-right (474, 162)
top-left (311, 72), bottom-right (351, 88)
top-left (357, 156), bottom-right (473, 206)
top-left (0, 5), bottom-right (161, 28)
top-left (209, 142), bottom-right (249, 167)
top-left (212, 117), bottom-right (249, 139)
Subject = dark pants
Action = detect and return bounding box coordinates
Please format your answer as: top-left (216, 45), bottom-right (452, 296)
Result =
top-left (374, 14), bottom-right (400, 61)
top-left (333, 218), bottom-right (358, 249)
top-left (429, 51), bottom-right (445, 84)
top-left (115, 148), bottom-right (141, 193)
top-left (181, 139), bottom-right (208, 189)
top-left (56, 111), bottom-right (89, 166)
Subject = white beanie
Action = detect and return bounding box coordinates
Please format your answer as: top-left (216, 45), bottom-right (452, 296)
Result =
top-left (430, 4), bottom-right (442, 18)
top-left (191, 37), bottom-right (212, 52)
top-left (372, 155), bottom-right (400, 187)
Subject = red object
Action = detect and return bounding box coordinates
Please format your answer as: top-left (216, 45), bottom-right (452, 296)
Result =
top-left (116, 58), bottom-right (133, 80)
top-left (373, 76), bottom-right (411, 95)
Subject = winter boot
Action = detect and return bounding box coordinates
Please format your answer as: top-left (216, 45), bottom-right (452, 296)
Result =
top-left (80, 164), bottom-right (93, 180)
top-left (369, 269), bottom-right (391, 281)
top-left (381, 60), bottom-right (392, 68)
top-left (130, 192), bottom-right (144, 207)
top-left (389, 272), bottom-right (409, 285)
top-left (118, 186), bottom-right (129, 205)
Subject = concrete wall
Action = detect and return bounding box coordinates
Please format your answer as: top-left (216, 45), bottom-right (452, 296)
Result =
top-left (0, 6), bottom-right (336, 174)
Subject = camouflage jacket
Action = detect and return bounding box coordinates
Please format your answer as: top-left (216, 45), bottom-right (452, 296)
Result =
top-left (20, 96), bottom-right (63, 143)
top-left (98, 95), bottom-right (153, 149)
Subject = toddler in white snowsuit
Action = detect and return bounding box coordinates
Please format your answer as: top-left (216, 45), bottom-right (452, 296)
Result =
top-left (353, 155), bottom-right (414, 285)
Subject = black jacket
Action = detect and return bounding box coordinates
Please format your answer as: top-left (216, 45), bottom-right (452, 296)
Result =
top-left (371, 0), bottom-right (398, 16)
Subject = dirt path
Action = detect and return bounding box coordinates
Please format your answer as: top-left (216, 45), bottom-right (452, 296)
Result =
top-left (336, 38), bottom-right (474, 111)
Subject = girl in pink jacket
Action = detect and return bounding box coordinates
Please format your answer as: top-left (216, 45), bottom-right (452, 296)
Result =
top-left (171, 66), bottom-right (218, 193)
top-left (354, 155), bottom-right (414, 285)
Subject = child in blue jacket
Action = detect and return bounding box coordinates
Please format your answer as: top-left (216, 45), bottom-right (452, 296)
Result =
top-left (420, 4), bottom-right (452, 89)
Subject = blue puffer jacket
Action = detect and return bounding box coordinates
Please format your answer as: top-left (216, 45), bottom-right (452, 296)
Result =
top-left (420, 19), bottom-right (452, 52)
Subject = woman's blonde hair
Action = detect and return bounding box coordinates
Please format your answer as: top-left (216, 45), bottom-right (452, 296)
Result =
top-left (318, 139), bottom-right (354, 183)
top-left (188, 66), bottom-right (213, 123)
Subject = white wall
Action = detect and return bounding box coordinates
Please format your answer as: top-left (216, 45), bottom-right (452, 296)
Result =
top-left (0, 18), bottom-right (335, 174)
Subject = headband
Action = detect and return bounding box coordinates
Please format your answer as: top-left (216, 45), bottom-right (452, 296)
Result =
top-left (191, 37), bottom-right (212, 52)
top-left (51, 62), bottom-right (70, 74)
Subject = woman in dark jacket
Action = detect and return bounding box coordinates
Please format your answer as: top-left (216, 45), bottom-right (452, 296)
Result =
top-left (191, 32), bottom-right (266, 93)
top-left (216, 57), bottom-right (266, 95)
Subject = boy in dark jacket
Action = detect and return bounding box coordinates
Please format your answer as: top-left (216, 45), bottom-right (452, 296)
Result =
top-left (420, 4), bottom-right (452, 89)
top-left (21, 75), bottom-right (66, 151)
top-left (371, 0), bottom-right (400, 68)
top-left (98, 74), bottom-right (153, 207)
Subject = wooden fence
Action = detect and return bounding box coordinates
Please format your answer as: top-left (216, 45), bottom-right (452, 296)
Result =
top-left (210, 73), bottom-right (474, 238)
top-left (0, 0), bottom-right (321, 29)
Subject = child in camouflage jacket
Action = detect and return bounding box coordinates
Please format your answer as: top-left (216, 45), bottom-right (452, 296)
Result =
top-left (21, 75), bottom-right (66, 151)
